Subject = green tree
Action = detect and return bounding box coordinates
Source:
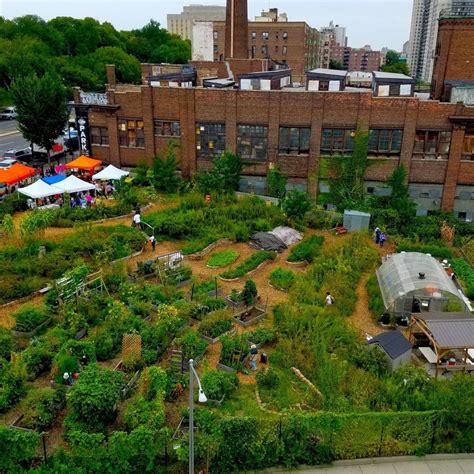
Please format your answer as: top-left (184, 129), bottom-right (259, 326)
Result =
top-left (382, 63), bottom-right (410, 76)
top-left (282, 190), bottom-right (312, 219)
top-left (329, 59), bottom-right (345, 70)
top-left (11, 73), bottom-right (68, 162)
top-left (267, 168), bottom-right (288, 199)
top-left (384, 49), bottom-right (400, 67)
top-left (197, 152), bottom-right (242, 195)
top-left (152, 141), bottom-right (180, 193)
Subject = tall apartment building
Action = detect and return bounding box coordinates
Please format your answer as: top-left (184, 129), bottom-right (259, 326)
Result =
top-left (254, 8), bottom-right (288, 22)
top-left (167, 5), bottom-right (226, 41)
top-left (407, 0), bottom-right (453, 82)
top-left (331, 46), bottom-right (382, 72)
top-left (320, 21), bottom-right (347, 46)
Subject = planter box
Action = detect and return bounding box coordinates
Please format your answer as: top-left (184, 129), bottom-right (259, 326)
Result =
top-left (233, 307), bottom-right (266, 328)
top-left (10, 414), bottom-right (36, 432)
top-left (187, 239), bottom-right (233, 261)
top-left (175, 279), bottom-right (192, 289)
top-left (199, 328), bottom-right (236, 344)
top-left (286, 260), bottom-right (307, 267)
top-left (217, 362), bottom-right (237, 373)
top-left (225, 294), bottom-right (261, 310)
top-left (11, 318), bottom-right (52, 339)
top-left (188, 287), bottom-right (222, 301)
top-left (268, 282), bottom-right (289, 293)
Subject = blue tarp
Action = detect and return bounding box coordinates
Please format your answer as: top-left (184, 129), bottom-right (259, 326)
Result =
top-left (42, 175), bottom-right (66, 185)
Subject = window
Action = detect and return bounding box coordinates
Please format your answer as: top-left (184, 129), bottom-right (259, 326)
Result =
top-left (279, 127), bottom-right (311, 155)
top-left (237, 125), bottom-right (268, 161)
top-left (252, 31), bottom-right (256, 40)
top-left (321, 129), bottom-right (355, 155)
top-left (91, 126), bottom-right (109, 146)
top-left (458, 212), bottom-right (467, 221)
top-left (283, 32), bottom-right (288, 40)
top-left (262, 32), bottom-right (269, 40)
top-left (275, 32), bottom-right (279, 40)
top-left (118, 119), bottom-right (145, 147)
top-left (275, 46), bottom-right (279, 53)
top-left (283, 46), bottom-right (287, 55)
top-left (262, 45), bottom-right (268, 56)
top-left (251, 45), bottom-right (256, 58)
top-left (462, 133), bottom-right (474, 161)
top-left (196, 123), bottom-right (226, 158)
top-left (154, 120), bottom-right (180, 137)
top-left (413, 130), bottom-right (451, 159)
top-left (214, 44), bottom-right (218, 53)
top-left (368, 129), bottom-right (403, 155)
top-left (213, 31), bottom-right (218, 40)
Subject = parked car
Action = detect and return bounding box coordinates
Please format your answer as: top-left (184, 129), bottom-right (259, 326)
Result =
top-left (0, 159), bottom-right (21, 169)
top-left (0, 107), bottom-right (17, 120)
top-left (1, 147), bottom-right (33, 162)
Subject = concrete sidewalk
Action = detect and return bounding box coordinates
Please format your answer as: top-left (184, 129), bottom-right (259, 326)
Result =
top-left (265, 454), bottom-right (474, 474)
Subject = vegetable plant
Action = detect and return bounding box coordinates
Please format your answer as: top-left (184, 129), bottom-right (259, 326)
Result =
top-left (201, 370), bottom-right (239, 400)
top-left (207, 250), bottom-right (239, 268)
top-left (12, 305), bottom-right (49, 333)
top-left (220, 252), bottom-right (276, 279)
top-left (198, 310), bottom-right (233, 339)
top-left (21, 387), bottom-right (66, 431)
top-left (287, 235), bottom-right (325, 263)
top-left (269, 267), bottom-right (295, 291)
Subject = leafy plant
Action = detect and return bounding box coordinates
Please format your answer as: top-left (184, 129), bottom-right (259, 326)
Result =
top-left (220, 252), bottom-right (276, 279)
top-left (21, 387), bottom-right (66, 431)
top-left (174, 329), bottom-right (208, 360)
top-left (207, 250), bottom-right (239, 268)
top-left (201, 370), bottom-right (239, 400)
top-left (267, 167), bottom-right (288, 199)
top-left (12, 304), bottom-right (49, 332)
top-left (256, 368), bottom-right (279, 389)
top-left (269, 267), bottom-right (295, 291)
top-left (247, 328), bottom-right (276, 345)
top-left (197, 152), bottom-right (242, 195)
top-left (198, 310), bottom-right (233, 339)
top-left (0, 328), bottom-right (13, 361)
top-left (287, 235), bottom-right (325, 263)
top-left (282, 190), bottom-right (311, 219)
top-left (152, 141), bottom-right (180, 193)
top-left (242, 279), bottom-right (258, 306)
top-left (451, 258), bottom-right (474, 299)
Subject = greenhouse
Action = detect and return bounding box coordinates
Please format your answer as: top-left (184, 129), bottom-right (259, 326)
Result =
top-left (376, 252), bottom-right (468, 316)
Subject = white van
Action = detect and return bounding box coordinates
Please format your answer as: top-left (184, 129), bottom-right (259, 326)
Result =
top-left (0, 107), bottom-right (17, 120)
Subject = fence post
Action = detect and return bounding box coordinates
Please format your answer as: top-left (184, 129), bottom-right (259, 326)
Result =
top-left (42, 433), bottom-right (47, 463)
top-left (278, 417), bottom-right (282, 442)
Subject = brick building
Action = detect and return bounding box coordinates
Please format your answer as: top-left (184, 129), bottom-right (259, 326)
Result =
top-left (212, 20), bottom-right (319, 82)
top-left (331, 46), bottom-right (382, 72)
top-left (74, 64), bottom-right (474, 220)
top-left (431, 13), bottom-right (474, 101)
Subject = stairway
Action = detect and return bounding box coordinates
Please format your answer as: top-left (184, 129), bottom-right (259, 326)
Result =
top-left (171, 350), bottom-right (184, 374)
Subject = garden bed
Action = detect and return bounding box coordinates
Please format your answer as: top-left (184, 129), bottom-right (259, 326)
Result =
top-left (219, 251), bottom-right (277, 281)
top-left (233, 307), bottom-right (266, 328)
top-left (187, 239), bottom-right (233, 260)
top-left (206, 250), bottom-right (239, 269)
top-left (11, 318), bottom-right (52, 339)
top-left (113, 361), bottom-right (141, 399)
top-left (199, 328), bottom-right (236, 345)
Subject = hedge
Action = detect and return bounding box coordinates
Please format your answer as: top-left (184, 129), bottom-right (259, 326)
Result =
top-left (451, 258), bottom-right (474, 299)
top-left (396, 243), bottom-right (453, 260)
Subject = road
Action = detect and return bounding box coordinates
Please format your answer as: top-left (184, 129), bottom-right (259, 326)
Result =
top-left (0, 119), bottom-right (30, 155)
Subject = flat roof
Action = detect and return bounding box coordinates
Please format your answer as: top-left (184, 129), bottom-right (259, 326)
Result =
top-left (373, 71), bottom-right (414, 81)
top-left (307, 68), bottom-right (348, 77)
top-left (238, 69), bottom-right (292, 79)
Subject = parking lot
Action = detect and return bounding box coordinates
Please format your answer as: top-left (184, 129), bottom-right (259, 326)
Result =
top-left (0, 119), bottom-right (29, 155)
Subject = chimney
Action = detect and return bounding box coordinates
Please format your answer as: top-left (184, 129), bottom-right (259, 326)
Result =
top-left (225, 0), bottom-right (249, 59)
top-left (106, 64), bottom-right (116, 89)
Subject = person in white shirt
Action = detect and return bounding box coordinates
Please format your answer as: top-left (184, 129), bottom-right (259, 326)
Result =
top-left (132, 211), bottom-right (141, 229)
top-left (325, 292), bottom-right (334, 305)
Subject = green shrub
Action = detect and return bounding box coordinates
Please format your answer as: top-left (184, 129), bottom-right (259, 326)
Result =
top-left (201, 370), bottom-right (239, 400)
top-left (189, 298), bottom-right (227, 320)
top-left (0, 359), bottom-right (25, 413)
top-left (21, 387), bottom-right (66, 431)
top-left (269, 267), bottom-right (295, 291)
top-left (0, 328), bottom-right (13, 361)
top-left (282, 191), bottom-right (311, 219)
top-left (247, 328), bottom-right (276, 345)
top-left (287, 235), bottom-right (325, 263)
top-left (256, 368), bottom-right (280, 389)
top-left (207, 250), bottom-right (239, 268)
top-left (242, 279), bottom-right (258, 306)
top-left (220, 252), bottom-right (276, 279)
top-left (451, 258), bottom-right (474, 297)
top-left (366, 274), bottom-right (385, 320)
top-left (12, 304), bottom-right (49, 332)
top-left (0, 426), bottom-right (40, 472)
top-left (198, 310), bottom-right (233, 339)
top-left (396, 243), bottom-right (453, 259)
top-left (174, 329), bottom-right (208, 360)
top-left (94, 331), bottom-right (118, 361)
top-left (219, 334), bottom-right (249, 370)
top-left (350, 344), bottom-right (389, 377)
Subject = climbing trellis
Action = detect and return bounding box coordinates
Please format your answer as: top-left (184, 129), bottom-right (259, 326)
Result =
top-left (122, 334), bottom-right (142, 360)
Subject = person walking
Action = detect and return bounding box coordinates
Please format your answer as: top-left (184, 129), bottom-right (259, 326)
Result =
top-left (379, 232), bottom-right (386, 248)
top-left (149, 235), bottom-right (156, 252)
top-left (374, 227), bottom-right (381, 244)
top-left (132, 211), bottom-right (141, 229)
top-left (325, 291), bottom-right (334, 305)
top-left (249, 344), bottom-right (258, 371)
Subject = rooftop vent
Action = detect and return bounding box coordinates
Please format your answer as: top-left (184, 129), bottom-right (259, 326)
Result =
top-left (418, 272), bottom-right (426, 280)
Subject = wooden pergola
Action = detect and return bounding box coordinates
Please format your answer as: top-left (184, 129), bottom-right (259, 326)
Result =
top-left (409, 312), bottom-right (474, 378)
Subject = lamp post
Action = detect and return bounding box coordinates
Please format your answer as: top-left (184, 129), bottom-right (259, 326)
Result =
top-left (189, 358), bottom-right (207, 474)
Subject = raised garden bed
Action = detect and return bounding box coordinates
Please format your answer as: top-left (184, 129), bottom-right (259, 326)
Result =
top-left (199, 328), bottom-right (236, 345)
top-left (11, 318), bottom-right (52, 339)
top-left (219, 251), bottom-right (277, 281)
top-left (233, 307), bottom-right (266, 328)
top-left (187, 238), bottom-right (233, 261)
top-left (207, 250), bottom-right (239, 269)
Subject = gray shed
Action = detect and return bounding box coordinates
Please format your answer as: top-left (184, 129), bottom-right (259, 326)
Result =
top-left (368, 330), bottom-right (412, 372)
top-left (343, 210), bottom-right (371, 232)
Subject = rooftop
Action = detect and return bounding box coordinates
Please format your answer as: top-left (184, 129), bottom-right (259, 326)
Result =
top-left (373, 71), bottom-right (414, 81)
top-left (369, 330), bottom-right (412, 359)
top-left (307, 68), bottom-right (348, 77)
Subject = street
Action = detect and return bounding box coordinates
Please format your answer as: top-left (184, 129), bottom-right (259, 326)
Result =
top-left (0, 119), bottom-right (30, 154)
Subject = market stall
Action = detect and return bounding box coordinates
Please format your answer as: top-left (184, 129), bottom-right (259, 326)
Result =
top-left (54, 175), bottom-right (96, 194)
top-left (92, 164), bottom-right (129, 181)
top-left (65, 155), bottom-right (102, 174)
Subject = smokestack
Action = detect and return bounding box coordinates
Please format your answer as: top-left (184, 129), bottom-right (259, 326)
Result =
top-left (225, 0), bottom-right (249, 59)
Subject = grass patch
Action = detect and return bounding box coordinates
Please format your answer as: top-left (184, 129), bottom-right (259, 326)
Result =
top-left (269, 267), bottom-right (295, 291)
top-left (287, 235), bottom-right (325, 263)
top-left (220, 251), bottom-right (276, 279)
top-left (207, 250), bottom-right (239, 268)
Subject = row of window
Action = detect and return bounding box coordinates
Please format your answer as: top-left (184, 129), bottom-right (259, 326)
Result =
top-left (253, 31), bottom-right (288, 41)
top-left (90, 121), bottom-right (474, 162)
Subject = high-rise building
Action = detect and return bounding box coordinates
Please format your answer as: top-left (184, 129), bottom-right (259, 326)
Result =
top-left (225, 0), bottom-right (249, 59)
top-left (167, 5), bottom-right (226, 41)
top-left (320, 21), bottom-right (347, 47)
top-left (254, 8), bottom-right (288, 22)
top-left (407, 0), bottom-right (454, 82)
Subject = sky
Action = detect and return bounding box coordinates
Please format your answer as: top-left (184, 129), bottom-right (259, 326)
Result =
top-left (0, 0), bottom-right (413, 51)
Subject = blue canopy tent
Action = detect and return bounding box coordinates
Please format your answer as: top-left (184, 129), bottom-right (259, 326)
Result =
top-left (42, 175), bottom-right (66, 185)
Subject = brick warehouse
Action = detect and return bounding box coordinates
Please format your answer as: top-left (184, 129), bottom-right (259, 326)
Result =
top-left (74, 64), bottom-right (474, 220)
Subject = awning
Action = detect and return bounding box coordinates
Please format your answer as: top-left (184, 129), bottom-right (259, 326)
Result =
top-left (42, 175), bottom-right (66, 185)
top-left (92, 164), bottom-right (129, 181)
top-left (65, 155), bottom-right (102, 172)
top-left (0, 163), bottom-right (36, 186)
top-left (18, 179), bottom-right (64, 199)
top-left (54, 175), bottom-right (95, 194)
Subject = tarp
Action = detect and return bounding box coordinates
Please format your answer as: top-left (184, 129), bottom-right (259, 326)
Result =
top-left (18, 179), bottom-right (64, 199)
top-left (54, 175), bottom-right (95, 194)
top-left (42, 175), bottom-right (66, 185)
top-left (250, 232), bottom-right (287, 253)
top-left (0, 163), bottom-right (36, 186)
top-left (270, 226), bottom-right (303, 246)
top-left (92, 164), bottom-right (129, 181)
top-left (65, 155), bottom-right (102, 172)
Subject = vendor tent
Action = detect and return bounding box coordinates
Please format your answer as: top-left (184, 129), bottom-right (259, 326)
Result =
top-left (92, 165), bottom-right (129, 181)
top-left (0, 163), bottom-right (36, 186)
top-left (42, 175), bottom-right (66, 185)
top-left (54, 175), bottom-right (95, 194)
top-left (18, 179), bottom-right (64, 199)
top-left (65, 155), bottom-right (102, 172)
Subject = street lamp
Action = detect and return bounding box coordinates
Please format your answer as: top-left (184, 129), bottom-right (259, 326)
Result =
top-left (189, 358), bottom-right (207, 474)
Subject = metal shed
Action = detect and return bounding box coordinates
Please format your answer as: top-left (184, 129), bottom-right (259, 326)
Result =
top-left (368, 329), bottom-right (412, 372)
top-left (343, 210), bottom-right (371, 232)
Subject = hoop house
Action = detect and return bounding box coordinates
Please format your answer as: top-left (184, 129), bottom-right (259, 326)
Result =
top-left (376, 252), bottom-right (467, 315)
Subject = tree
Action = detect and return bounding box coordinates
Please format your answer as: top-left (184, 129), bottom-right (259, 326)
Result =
top-left (197, 152), bottom-right (242, 195)
top-left (267, 168), bottom-right (288, 199)
top-left (382, 63), bottom-right (410, 76)
top-left (282, 190), bottom-right (311, 219)
top-left (329, 59), bottom-right (344, 70)
top-left (11, 73), bottom-right (68, 162)
top-left (384, 49), bottom-right (400, 67)
top-left (152, 141), bottom-right (180, 193)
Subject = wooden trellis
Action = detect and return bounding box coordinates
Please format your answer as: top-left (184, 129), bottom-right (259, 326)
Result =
top-left (122, 334), bottom-right (142, 360)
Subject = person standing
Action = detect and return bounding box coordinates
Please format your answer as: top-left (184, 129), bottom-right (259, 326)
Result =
top-left (379, 233), bottom-right (386, 248)
top-left (325, 292), bottom-right (334, 305)
top-left (132, 211), bottom-right (141, 229)
top-left (149, 235), bottom-right (156, 252)
top-left (374, 227), bottom-right (381, 244)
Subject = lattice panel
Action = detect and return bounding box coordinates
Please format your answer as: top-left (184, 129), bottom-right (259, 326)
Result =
top-left (122, 334), bottom-right (142, 359)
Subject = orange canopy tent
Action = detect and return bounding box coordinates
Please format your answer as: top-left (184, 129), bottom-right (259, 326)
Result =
top-left (0, 163), bottom-right (36, 186)
top-left (65, 156), bottom-right (102, 173)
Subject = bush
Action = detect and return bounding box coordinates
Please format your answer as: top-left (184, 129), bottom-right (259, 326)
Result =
top-left (287, 235), bottom-right (325, 263)
top-left (257, 368), bottom-right (280, 389)
top-left (451, 258), bottom-right (474, 297)
top-left (198, 310), bottom-right (233, 339)
top-left (269, 267), bottom-right (295, 291)
top-left (350, 344), bottom-right (389, 377)
top-left (174, 329), bottom-right (208, 360)
top-left (247, 328), bottom-right (276, 345)
top-left (201, 370), bottom-right (239, 400)
top-left (0, 328), bottom-right (13, 361)
top-left (396, 243), bottom-right (453, 259)
top-left (366, 274), bottom-right (385, 320)
top-left (12, 305), bottom-right (49, 332)
top-left (219, 334), bottom-right (249, 370)
top-left (207, 250), bottom-right (239, 268)
top-left (21, 387), bottom-right (66, 431)
top-left (282, 191), bottom-right (311, 219)
top-left (241, 279), bottom-right (258, 306)
top-left (0, 358), bottom-right (25, 413)
top-left (220, 252), bottom-right (276, 279)
top-left (0, 426), bottom-right (40, 472)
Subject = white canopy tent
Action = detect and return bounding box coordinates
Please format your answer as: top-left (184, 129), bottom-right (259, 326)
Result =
top-left (92, 165), bottom-right (129, 181)
top-left (54, 175), bottom-right (95, 194)
top-left (18, 179), bottom-right (64, 199)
